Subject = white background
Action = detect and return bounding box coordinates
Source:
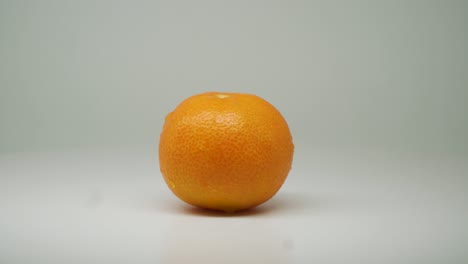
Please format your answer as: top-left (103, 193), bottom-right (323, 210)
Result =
top-left (1, 0), bottom-right (467, 263)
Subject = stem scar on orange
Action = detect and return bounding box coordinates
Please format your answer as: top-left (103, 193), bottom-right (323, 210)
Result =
top-left (159, 92), bottom-right (294, 212)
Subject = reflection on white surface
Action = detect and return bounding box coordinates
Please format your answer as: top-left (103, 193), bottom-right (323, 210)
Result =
top-left (158, 190), bottom-right (314, 264)
top-left (162, 216), bottom-right (289, 264)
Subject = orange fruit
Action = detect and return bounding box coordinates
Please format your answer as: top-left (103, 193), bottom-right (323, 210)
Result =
top-left (159, 92), bottom-right (294, 212)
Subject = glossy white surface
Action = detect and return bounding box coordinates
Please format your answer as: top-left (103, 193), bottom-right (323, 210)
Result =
top-left (1, 148), bottom-right (466, 263)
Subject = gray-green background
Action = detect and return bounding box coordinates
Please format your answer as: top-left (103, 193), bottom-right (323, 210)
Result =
top-left (1, 0), bottom-right (467, 155)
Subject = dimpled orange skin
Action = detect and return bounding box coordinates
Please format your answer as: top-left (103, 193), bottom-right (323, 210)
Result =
top-left (159, 92), bottom-right (294, 212)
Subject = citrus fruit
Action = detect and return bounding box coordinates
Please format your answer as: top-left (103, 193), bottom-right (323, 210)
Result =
top-left (159, 92), bottom-right (294, 212)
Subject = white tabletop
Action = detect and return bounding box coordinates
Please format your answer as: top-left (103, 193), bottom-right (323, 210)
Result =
top-left (1, 147), bottom-right (467, 264)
